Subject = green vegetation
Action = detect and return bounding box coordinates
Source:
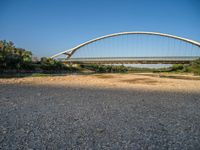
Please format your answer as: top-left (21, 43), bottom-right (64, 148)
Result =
top-left (128, 67), bottom-right (156, 73)
top-left (0, 40), bottom-right (79, 74)
top-left (81, 61), bottom-right (200, 75)
top-left (0, 40), bottom-right (34, 71)
top-left (80, 64), bottom-right (160, 73)
top-left (80, 64), bottom-right (128, 73)
top-left (39, 57), bottom-right (79, 72)
top-left (186, 58), bottom-right (200, 75)
top-left (0, 73), bottom-right (51, 78)
top-left (154, 58), bottom-right (200, 75)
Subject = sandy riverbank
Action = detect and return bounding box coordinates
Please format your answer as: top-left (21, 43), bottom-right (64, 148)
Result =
top-left (1, 73), bottom-right (200, 92)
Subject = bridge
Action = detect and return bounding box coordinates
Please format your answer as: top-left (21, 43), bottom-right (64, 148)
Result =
top-left (51, 32), bottom-right (200, 64)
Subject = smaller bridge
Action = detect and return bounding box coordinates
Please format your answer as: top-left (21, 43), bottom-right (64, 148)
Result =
top-left (52, 32), bottom-right (200, 64)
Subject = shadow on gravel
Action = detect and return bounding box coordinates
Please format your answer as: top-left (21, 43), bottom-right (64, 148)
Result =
top-left (0, 84), bottom-right (200, 149)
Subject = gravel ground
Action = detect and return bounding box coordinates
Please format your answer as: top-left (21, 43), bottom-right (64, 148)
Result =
top-left (0, 74), bottom-right (200, 149)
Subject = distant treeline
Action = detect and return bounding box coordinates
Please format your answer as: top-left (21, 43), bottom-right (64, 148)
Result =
top-left (149, 58), bottom-right (200, 75)
top-left (0, 40), bottom-right (200, 75)
top-left (80, 62), bottom-right (200, 75)
top-left (80, 64), bottom-right (154, 73)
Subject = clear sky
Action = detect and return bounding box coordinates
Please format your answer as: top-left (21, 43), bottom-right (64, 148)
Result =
top-left (0, 0), bottom-right (200, 57)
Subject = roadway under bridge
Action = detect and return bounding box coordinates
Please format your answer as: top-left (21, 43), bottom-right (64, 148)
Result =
top-left (51, 32), bottom-right (200, 64)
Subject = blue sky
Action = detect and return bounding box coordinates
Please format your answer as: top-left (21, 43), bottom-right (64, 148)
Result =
top-left (0, 0), bottom-right (200, 57)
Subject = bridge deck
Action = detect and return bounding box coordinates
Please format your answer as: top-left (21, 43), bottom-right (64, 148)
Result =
top-left (61, 57), bottom-right (199, 64)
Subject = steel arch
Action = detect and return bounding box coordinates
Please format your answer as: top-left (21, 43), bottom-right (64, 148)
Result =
top-left (51, 31), bottom-right (200, 59)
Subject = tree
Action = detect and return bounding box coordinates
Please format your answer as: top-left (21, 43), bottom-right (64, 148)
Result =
top-left (0, 40), bottom-right (33, 71)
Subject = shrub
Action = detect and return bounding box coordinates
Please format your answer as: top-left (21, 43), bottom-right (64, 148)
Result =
top-left (170, 64), bottom-right (184, 72)
top-left (184, 58), bottom-right (200, 75)
top-left (0, 40), bottom-right (34, 72)
top-left (80, 64), bottom-right (128, 73)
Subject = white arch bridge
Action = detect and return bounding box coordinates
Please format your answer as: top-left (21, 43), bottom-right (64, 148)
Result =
top-left (51, 32), bottom-right (200, 64)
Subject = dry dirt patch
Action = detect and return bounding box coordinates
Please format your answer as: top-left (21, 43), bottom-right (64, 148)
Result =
top-left (121, 78), bottom-right (159, 85)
